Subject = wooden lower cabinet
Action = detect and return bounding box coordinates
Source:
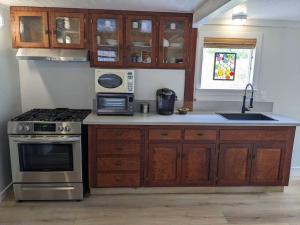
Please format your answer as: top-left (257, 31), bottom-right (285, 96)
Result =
top-left (147, 144), bottom-right (181, 185)
top-left (89, 125), bottom-right (295, 188)
top-left (181, 144), bottom-right (215, 185)
top-left (250, 143), bottom-right (286, 185)
top-left (217, 144), bottom-right (252, 186)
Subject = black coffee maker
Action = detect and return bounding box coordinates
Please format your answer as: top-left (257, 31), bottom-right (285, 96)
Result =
top-left (156, 88), bottom-right (177, 115)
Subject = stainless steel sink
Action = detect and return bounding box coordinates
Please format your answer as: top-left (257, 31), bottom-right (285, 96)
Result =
top-left (218, 113), bottom-right (276, 121)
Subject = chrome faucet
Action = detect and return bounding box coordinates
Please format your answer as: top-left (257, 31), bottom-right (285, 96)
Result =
top-left (241, 83), bottom-right (254, 113)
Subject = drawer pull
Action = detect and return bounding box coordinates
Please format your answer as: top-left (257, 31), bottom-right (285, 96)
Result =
top-left (115, 161), bottom-right (122, 166)
top-left (116, 147), bottom-right (123, 151)
top-left (197, 133), bottom-right (204, 136)
top-left (160, 133), bottom-right (169, 136)
top-left (115, 132), bottom-right (123, 136)
top-left (115, 177), bottom-right (123, 182)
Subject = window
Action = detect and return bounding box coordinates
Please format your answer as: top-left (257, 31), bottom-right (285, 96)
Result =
top-left (200, 37), bottom-right (256, 90)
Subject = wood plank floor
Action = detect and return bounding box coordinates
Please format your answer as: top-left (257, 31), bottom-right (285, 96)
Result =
top-left (1, 180), bottom-right (300, 225)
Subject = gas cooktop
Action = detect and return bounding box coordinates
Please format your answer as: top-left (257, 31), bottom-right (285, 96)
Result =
top-left (12, 108), bottom-right (91, 122)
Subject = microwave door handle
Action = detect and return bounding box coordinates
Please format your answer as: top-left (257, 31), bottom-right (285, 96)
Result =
top-left (11, 136), bottom-right (81, 143)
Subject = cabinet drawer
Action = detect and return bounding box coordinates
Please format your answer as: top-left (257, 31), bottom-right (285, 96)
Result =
top-left (97, 142), bottom-right (140, 155)
top-left (97, 129), bottom-right (141, 141)
top-left (149, 129), bottom-right (181, 141)
top-left (220, 129), bottom-right (289, 141)
top-left (184, 129), bottom-right (217, 141)
top-left (96, 173), bottom-right (140, 187)
top-left (97, 158), bottom-right (140, 171)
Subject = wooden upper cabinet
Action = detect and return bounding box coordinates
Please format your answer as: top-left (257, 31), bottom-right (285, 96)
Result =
top-left (217, 144), bottom-right (252, 186)
top-left (50, 11), bottom-right (86, 49)
top-left (11, 8), bottom-right (87, 49)
top-left (181, 144), bottom-right (215, 185)
top-left (125, 15), bottom-right (157, 67)
top-left (90, 14), bottom-right (124, 67)
top-left (147, 144), bottom-right (181, 186)
top-left (11, 10), bottom-right (49, 48)
top-left (250, 143), bottom-right (286, 185)
top-left (158, 16), bottom-right (190, 68)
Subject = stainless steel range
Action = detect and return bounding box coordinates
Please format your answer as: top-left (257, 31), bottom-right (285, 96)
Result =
top-left (7, 108), bottom-right (91, 201)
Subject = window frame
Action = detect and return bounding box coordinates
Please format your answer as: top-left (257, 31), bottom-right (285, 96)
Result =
top-left (195, 30), bottom-right (263, 99)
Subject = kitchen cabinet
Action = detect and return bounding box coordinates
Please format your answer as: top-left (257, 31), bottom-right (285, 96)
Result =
top-left (89, 126), bottom-right (142, 188)
top-left (10, 7), bottom-right (87, 49)
top-left (125, 15), bottom-right (157, 67)
top-left (89, 11), bottom-right (192, 69)
top-left (158, 16), bottom-right (189, 69)
top-left (88, 125), bottom-right (295, 189)
top-left (148, 144), bottom-right (181, 185)
top-left (181, 144), bottom-right (215, 185)
top-left (50, 11), bottom-right (86, 49)
top-left (250, 143), bottom-right (286, 185)
top-left (11, 10), bottom-right (49, 48)
top-left (90, 14), bottom-right (124, 67)
top-left (217, 144), bottom-right (252, 186)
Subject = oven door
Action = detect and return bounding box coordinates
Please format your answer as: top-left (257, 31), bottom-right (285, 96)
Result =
top-left (97, 93), bottom-right (134, 115)
top-left (9, 135), bottom-right (82, 183)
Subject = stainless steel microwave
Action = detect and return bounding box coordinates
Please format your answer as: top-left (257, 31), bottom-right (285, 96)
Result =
top-left (95, 69), bottom-right (134, 93)
top-left (96, 93), bottom-right (134, 116)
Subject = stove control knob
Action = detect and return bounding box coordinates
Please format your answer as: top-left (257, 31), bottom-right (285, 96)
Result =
top-left (64, 126), bottom-right (71, 132)
top-left (17, 125), bottom-right (24, 131)
top-left (24, 125), bottom-right (30, 132)
top-left (58, 126), bottom-right (64, 132)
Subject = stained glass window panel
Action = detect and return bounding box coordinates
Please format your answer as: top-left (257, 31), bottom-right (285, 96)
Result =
top-left (213, 52), bottom-right (236, 81)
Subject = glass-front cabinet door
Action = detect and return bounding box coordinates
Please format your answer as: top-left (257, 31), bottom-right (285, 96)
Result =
top-left (91, 14), bottom-right (123, 66)
top-left (159, 17), bottom-right (189, 68)
top-left (125, 15), bottom-right (157, 67)
top-left (12, 11), bottom-right (49, 48)
top-left (50, 12), bottom-right (86, 49)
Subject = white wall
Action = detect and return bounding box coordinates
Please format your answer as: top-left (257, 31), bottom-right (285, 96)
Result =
top-left (0, 5), bottom-right (21, 200)
top-left (19, 60), bottom-right (185, 112)
top-left (195, 24), bottom-right (300, 167)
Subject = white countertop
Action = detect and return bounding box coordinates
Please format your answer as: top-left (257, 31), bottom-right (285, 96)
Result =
top-left (83, 112), bottom-right (300, 126)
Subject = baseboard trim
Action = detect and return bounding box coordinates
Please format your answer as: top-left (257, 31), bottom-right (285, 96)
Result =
top-left (291, 167), bottom-right (300, 179)
top-left (91, 186), bottom-right (284, 195)
top-left (0, 182), bottom-right (12, 202)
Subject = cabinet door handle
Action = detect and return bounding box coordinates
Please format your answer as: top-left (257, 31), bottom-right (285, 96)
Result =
top-left (115, 161), bottom-right (122, 166)
top-left (115, 177), bottom-right (122, 182)
top-left (116, 147), bottom-right (123, 151)
top-left (160, 133), bottom-right (168, 136)
top-left (252, 152), bottom-right (256, 159)
top-left (197, 133), bottom-right (203, 136)
top-left (115, 132), bottom-right (123, 136)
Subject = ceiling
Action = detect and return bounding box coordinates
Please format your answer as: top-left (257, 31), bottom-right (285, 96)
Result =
top-left (0, 0), bottom-right (206, 12)
top-left (219, 0), bottom-right (300, 22)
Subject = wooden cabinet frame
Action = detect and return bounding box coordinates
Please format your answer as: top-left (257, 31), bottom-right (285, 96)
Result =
top-left (11, 10), bottom-right (49, 48)
top-left (49, 11), bottom-right (87, 49)
top-left (90, 13), bottom-right (124, 67)
top-left (89, 125), bottom-right (296, 188)
top-left (158, 16), bottom-right (190, 69)
top-left (125, 15), bottom-right (158, 68)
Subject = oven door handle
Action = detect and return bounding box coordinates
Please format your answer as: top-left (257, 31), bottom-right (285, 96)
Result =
top-left (10, 136), bottom-right (81, 143)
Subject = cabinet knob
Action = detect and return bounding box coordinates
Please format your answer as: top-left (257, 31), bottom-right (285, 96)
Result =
top-left (116, 147), bottom-right (123, 151)
top-left (115, 161), bottom-right (122, 166)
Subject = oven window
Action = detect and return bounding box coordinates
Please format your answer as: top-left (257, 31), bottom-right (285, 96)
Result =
top-left (98, 97), bottom-right (127, 110)
top-left (18, 144), bottom-right (74, 171)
